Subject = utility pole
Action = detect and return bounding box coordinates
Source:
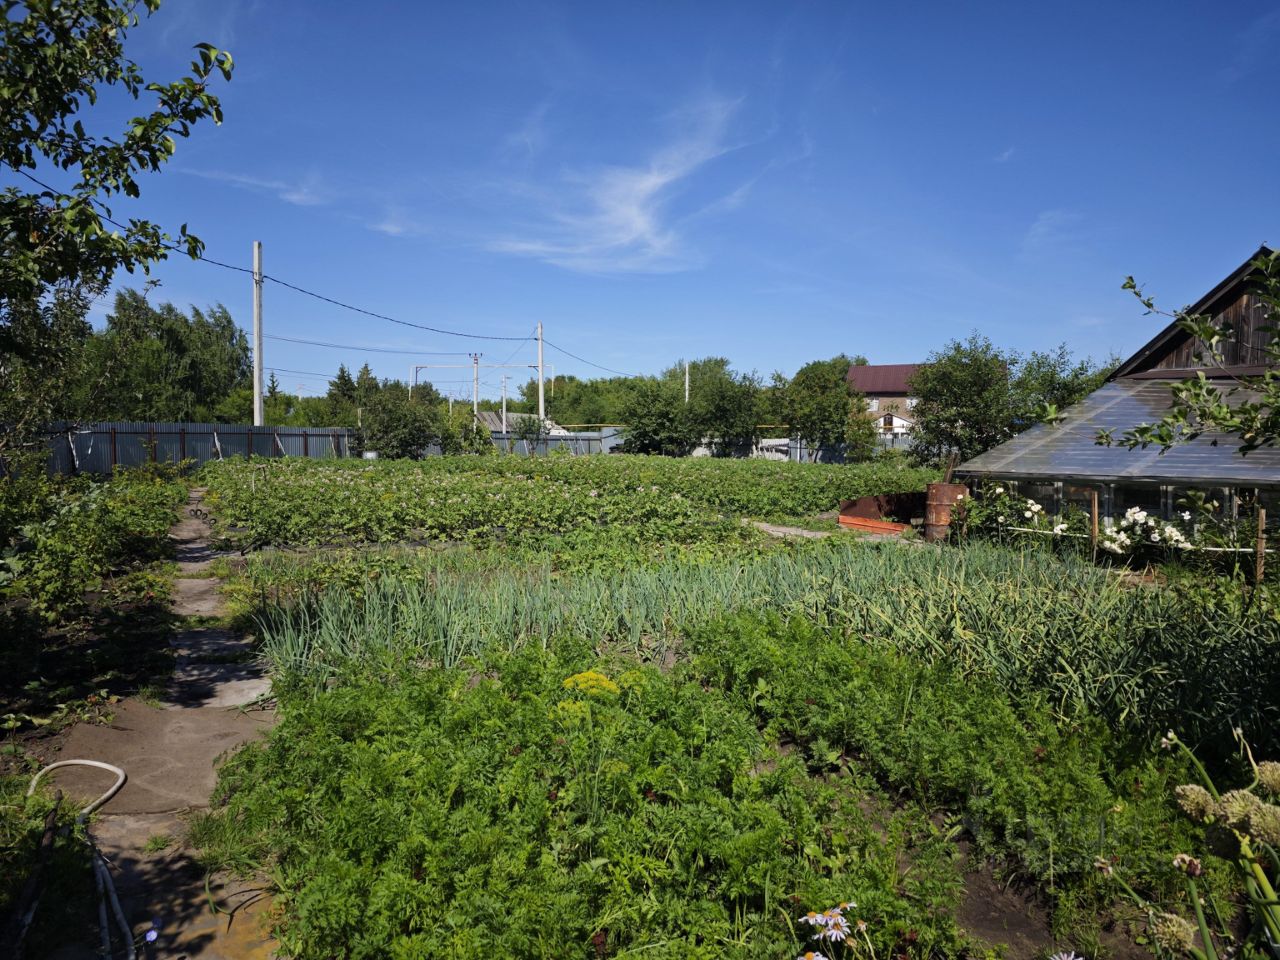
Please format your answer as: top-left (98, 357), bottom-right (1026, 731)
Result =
top-left (471, 353), bottom-right (480, 415)
top-left (408, 364), bottom-right (415, 401)
top-left (501, 375), bottom-right (509, 433)
top-left (252, 241), bottom-right (263, 426)
top-left (536, 320), bottom-right (545, 422)
top-left (684, 360), bottom-right (689, 405)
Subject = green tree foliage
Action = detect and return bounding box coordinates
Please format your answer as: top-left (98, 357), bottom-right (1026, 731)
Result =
top-left (844, 390), bottom-right (880, 462)
top-left (676, 357), bottom-right (761, 456)
top-left (66, 289), bottom-right (251, 422)
top-left (516, 374), bottom-right (638, 426)
top-left (619, 380), bottom-right (698, 456)
top-left (1101, 251), bottom-right (1280, 454)
top-left (0, 0), bottom-right (232, 452)
top-left (510, 414), bottom-right (548, 456)
top-left (783, 355), bottom-right (857, 459)
top-left (361, 391), bottom-right (440, 460)
top-left (910, 334), bottom-right (1112, 465)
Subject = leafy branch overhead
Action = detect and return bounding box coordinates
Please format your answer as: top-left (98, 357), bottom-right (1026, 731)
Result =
top-left (1098, 252), bottom-right (1279, 455)
top-left (0, 0), bottom-right (234, 302)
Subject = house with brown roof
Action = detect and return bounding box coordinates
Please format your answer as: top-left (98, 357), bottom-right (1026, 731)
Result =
top-left (846, 363), bottom-right (923, 439)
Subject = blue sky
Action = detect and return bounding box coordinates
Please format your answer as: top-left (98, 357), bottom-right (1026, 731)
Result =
top-left (73, 1), bottom-right (1280, 399)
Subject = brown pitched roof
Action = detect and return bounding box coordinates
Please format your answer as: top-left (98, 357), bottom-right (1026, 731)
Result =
top-left (1110, 244), bottom-right (1275, 380)
top-left (846, 363), bottom-right (922, 395)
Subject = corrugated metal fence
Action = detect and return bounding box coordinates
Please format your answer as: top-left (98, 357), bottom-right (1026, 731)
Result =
top-left (483, 428), bottom-right (624, 457)
top-left (41, 421), bottom-right (355, 475)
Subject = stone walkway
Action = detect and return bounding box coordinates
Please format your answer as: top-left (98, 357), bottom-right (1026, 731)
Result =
top-left (45, 488), bottom-right (276, 959)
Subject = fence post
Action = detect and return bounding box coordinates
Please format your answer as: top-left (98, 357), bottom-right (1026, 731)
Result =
top-left (148, 424), bottom-right (156, 462)
top-left (180, 428), bottom-right (187, 461)
top-left (1090, 488), bottom-right (1099, 560)
top-left (110, 427), bottom-right (117, 469)
top-left (303, 432), bottom-right (309, 457)
top-left (1257, 507), bottom-right (1267, 585)
top-left (248, 428), bottom-right (254, 458)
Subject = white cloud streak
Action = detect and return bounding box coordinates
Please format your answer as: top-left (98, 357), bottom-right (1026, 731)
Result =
top-left (489, 95), bottom-right (745, 273)
top-left (179, 169), bottom-right (329, 207)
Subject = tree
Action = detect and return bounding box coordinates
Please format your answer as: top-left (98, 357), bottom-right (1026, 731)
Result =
top-left (1101, 252), bottom-right (1279, 454)
top-left (511, 414), bottom-right (548, 456)
top-left (0, 0), bottom-right (232, 453)
top-left (1013, 345), bottom-right (1114, 428)
top-left (619, 380), bottom-right (698, 456)
top-left (362, 392), bottom-right (439, 459)
top-left (908, 334), bottom-right (1014, 465)
top-left (673, 357), bottom-right (761, 456)
top-left (67, 289), bottom-right (250, 421)
top-left (909, 334), bottom-right (1111, 465)
top-left (844, 390), bottom-right (880, 462)
top-left (784, 355), bottom-right (856, 459)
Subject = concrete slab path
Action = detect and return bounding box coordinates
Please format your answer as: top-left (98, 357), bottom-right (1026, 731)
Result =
top-left (42, 487), bottom-right (277, 959)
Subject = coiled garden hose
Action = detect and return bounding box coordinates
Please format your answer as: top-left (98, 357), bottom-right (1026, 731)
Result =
top-left (26, 759), bottom-right (136, 960)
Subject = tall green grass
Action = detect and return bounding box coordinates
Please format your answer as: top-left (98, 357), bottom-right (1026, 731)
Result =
top-left (255, 539), bottom-right (1280, 747)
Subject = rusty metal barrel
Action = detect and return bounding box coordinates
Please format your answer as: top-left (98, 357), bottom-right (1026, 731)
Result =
top-left (924, 482), bottom-right (969, 542)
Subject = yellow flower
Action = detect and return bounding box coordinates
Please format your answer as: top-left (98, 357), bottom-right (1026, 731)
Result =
top-left (562, 670), bottom-right (620, 697)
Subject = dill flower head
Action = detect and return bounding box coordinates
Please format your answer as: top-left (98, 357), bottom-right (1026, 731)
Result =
top-left (1246, 802), bottom-right (1280, 846)
top-left (1174, 784), bottom-right (1215, 821)
top-left (1256, 760), bottom-right (1280, 796)
top-left (1150, 913), bottom-right (1196, 952)
top-left (1217, 788), bottom-right (1262, 828)
top-left (562, 670), bottom-right (620, 697)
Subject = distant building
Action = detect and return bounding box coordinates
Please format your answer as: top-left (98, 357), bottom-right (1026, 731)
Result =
top-left (475, 411), bottom-right (569, 436)
top-left (846, 363), bottom-right (923, 439)
top-left (956, 246), bottom-right (1280, 520)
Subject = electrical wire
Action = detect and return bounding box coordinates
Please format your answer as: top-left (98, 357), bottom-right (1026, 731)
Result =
top-left (18, 170), bottom-right (640, 374)
top-left (266, 334), bottom-right (470, 356)
top-left (542, 337), bottom-right (638, 378)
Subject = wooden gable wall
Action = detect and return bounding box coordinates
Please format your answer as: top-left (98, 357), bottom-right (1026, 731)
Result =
top-left (1144, 287), bottom-right (1271, 371)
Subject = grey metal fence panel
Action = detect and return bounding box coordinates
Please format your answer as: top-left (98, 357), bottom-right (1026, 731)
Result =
top-left (38, 421), bottom-right (356, 475)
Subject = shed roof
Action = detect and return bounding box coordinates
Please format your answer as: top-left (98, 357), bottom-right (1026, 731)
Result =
top-left (847, 363), bottom-right (922, 395)
top-left (955, 379), bottom-right (1280, 488)
top-left (1110, 244), bottom-right (1274, 379)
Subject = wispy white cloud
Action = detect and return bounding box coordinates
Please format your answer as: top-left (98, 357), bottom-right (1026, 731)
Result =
top-left (1220, 8), bottom-right (1280, 85)
top-left (1022, 208), bottom-right (1083, 256)
top-left (179, 168), bottom-right (329, 207)
top-left (367, 207), bottom-right (429, 237)
top-left (489, 95), bottom-right (746, 273)
top-left (994, 146), bottom-right (1016, 163)
top-left (502, 101), bottom-right (552, 159)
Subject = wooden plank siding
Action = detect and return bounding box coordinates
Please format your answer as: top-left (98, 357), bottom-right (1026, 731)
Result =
top-left (1147, 289), bottom-right (1272, 370)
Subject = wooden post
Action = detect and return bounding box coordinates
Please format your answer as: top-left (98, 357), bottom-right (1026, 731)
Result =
top-left (1090, 488), bottom-right (1099, 560)
top-left (180, 428), bottom-right (187, 461)
top-left (148, 424), bottom-right (156, 462)
top-left (303, 431), bottom-right (309, 457)
top-left (248, 428), bottom-right (254, 458)
top-left (110, 427), bottom-right (117, 469)
top-left (1257, 507), bottom-right (1267, 585)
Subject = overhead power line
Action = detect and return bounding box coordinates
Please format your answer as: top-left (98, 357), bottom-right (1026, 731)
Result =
top-left (18, 170), bottom-right (641, 375)
top-left (266, 334), bottom-right (470, 356)
top-left (542, 337), bottom-right (638, 378)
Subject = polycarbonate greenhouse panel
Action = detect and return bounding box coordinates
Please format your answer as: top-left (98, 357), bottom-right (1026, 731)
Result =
top-left (956, 379), bottom-right (1280, 487)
